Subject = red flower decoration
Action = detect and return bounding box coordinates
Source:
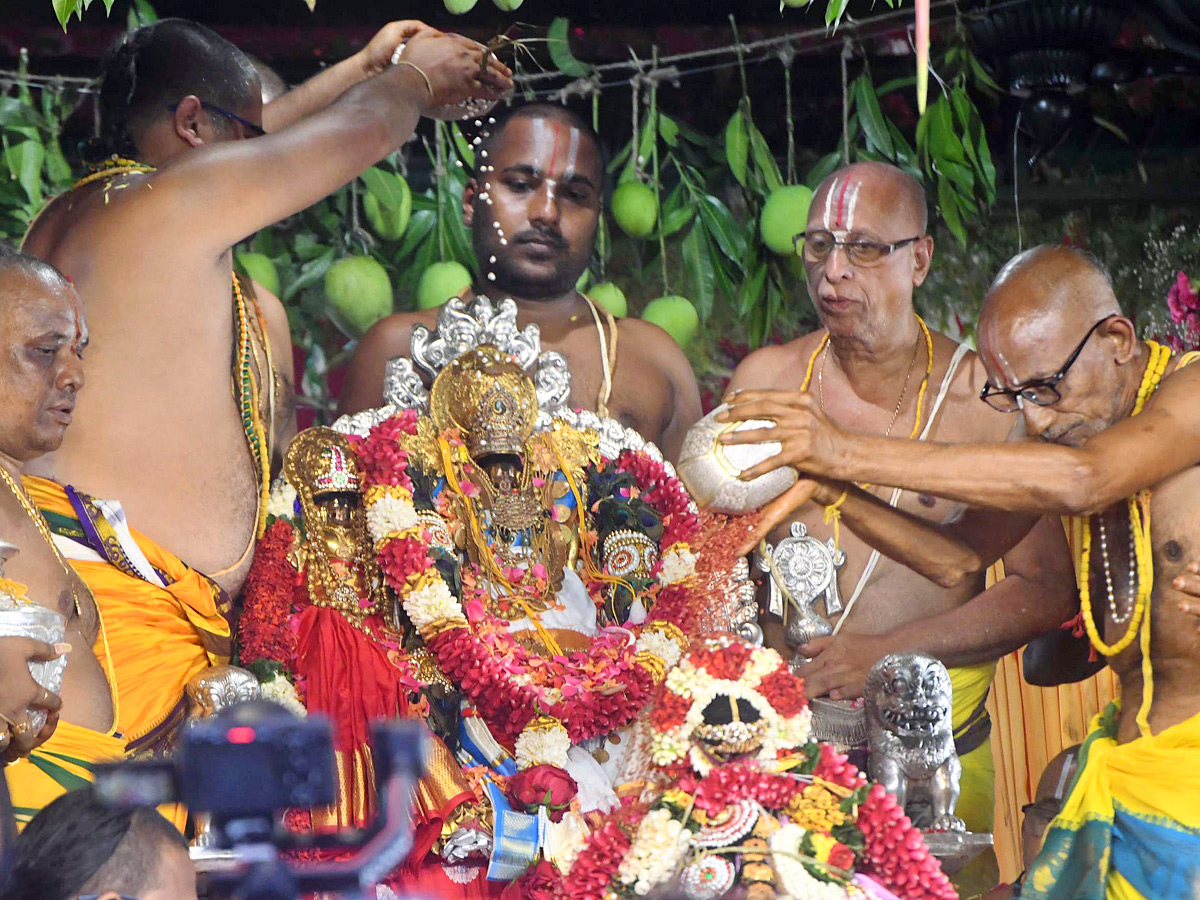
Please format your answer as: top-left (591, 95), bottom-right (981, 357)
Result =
top-left (239, 519), bottom-right (302, 668)
top-left (758, 666), bottom-right (808, 718)
top-left (502, 859), bottom-right (562, 900)
top-left (349, 412), bottom-right (417, 490)
top-left (506, 765), bottom-right (579, 823)
top-left (828, 842), bottom-right (856, 872)
top-left (687, 642), bottom-right (754, 681)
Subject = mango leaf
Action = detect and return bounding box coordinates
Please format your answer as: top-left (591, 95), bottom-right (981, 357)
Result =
top-left (659, 114), bottom-right (679, 148)
top-left (547, 18), bottom-right (592, 78)
top-left (4, 138), bottom-right (44, 206)
top-left (44, 137), bottom-right (72, 187)
top-left (854, 74), bottom-right (895, 159)
top-left (607, 136), bottom-right (633, 175)
top-left (697, 195), bottom-right (747, 265)
top-left (937, 176), bottom-right (966, 247)
top-left (394, 208), bottom-right (435, 259)
top-left (682, 224), bottom-right (716, 321)
top-left (410, 191), bottom-right (437, 213)
top-left (737, 258), bottom-right (769, 317)
top-left (285, 246), bottom-right (335, 301)
top-left (360, 167), bottom-right (404, 212)
top-left (659, 203), bottom-right (695, 238)
top-left (450, 123), bottom-right (475, 169)
top-left (724, 108), bottom-right (749, 188)
top-left (805, 150), bottom-right (842, 189)
top-left (928, 98), bottom-right (966, 164)
top-left (748, 120), bottom-right (784, 194)
top-left (53, 0), bottom-right (78, 29)
top-left (937, 158), bottom-right (975, 196)
top-left (0, 97), bottom-right (49, 131)
top-left (969, 55), bottom-right (1003, 95)
top-left (876, 75), bottom-right (917, 96)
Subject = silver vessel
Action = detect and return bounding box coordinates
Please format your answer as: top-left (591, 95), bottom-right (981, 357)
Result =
top-left (0, 540), bottom-right (67, 734)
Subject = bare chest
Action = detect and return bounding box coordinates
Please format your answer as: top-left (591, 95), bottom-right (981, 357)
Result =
top-left (0, 504), bottom-right (97, 640)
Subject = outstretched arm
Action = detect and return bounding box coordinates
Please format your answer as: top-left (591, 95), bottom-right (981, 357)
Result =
top-left (261, 21), bottom-right (434, 133)
top-left (741, 477), bottom-right (1037, 585)
top-left (721, 362), bottom-right (1200, 516)
top-left (121, 30), bottom-right (511, 261)
top-left (656, 334), bottom-right (703, 464)
top-left (799, 514), bottom-right (1078, 699)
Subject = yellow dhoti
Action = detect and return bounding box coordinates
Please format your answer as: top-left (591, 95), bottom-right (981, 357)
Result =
top-left (949, 660), bottom-right (1000, 899)
top-left (24, 476), bottom-right (232, 751)
top-left (4, 719), bottom-right (125, 828)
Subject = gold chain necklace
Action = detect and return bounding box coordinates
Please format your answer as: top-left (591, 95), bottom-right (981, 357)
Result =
top-left (0, 466), bottom-right (84, 618)
top-left (817, 328), bottom-right (920, 439)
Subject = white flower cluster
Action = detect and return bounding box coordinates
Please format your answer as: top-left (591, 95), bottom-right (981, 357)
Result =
top-left (769, 824), bottom-right (852, 900)
top-left (618, 807), bottom-right (691, 896)
top-left (514, 720), bottom-right (571, 769)
top-left (266, 480), bottom-right (298, 521)
top-left (659, 544), bottom-right (698, 585)
top-left (261, 673), bottom-right (307, 718)
top-left (653, 645), bottom-right (812, 774)
top-left (366, 492), bottom-right (419, 544)
top-left (636, 629), bottom-right (683, 669)
top-left (403, 579), bottom-right (461, 632)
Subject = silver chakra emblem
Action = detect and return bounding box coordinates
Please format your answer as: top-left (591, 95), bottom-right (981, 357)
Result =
top-left (756, 522), bottom-right (845, 652)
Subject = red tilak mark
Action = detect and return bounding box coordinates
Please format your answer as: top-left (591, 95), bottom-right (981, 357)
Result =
top-left (835, 178), bottom-right (852, 228)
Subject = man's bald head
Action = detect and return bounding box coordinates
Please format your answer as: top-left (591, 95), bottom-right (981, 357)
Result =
top-left (976, 245), bottom-right (1139, 446)
top-left (811, 162), bottom-right (928, 236)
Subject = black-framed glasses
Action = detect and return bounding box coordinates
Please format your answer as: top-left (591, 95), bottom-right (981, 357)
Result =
top-left (979, 315), bottom-right (1116, 413)
top-left (793, 229), bottom-right (922, 267)
top-left (166, 101), bottom-right (266, 138)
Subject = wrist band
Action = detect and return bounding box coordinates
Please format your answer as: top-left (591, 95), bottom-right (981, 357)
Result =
top-left (394, 60), bottom-right (434, 101)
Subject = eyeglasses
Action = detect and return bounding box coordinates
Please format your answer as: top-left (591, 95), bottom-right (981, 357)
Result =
top-left (794, 230), bottom-right (922, 267)
top-left (166, 101), bottom-right (266, 138)
top-left (77, 895), bottom-right (141, 900)
top-left (979, 315), bottom-right (1116, 413)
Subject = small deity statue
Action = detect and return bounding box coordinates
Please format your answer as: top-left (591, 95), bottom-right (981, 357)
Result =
top-left (240, 301), bottom-right (756, 897)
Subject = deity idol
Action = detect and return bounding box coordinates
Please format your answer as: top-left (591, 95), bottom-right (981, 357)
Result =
top-left (238, 297), bottom-right (758, 893)
top-left (556, 634), bottom-right (959, 900)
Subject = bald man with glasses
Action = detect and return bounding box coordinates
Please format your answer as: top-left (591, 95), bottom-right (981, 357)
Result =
top-left (724, 162), bottom-right (1077, 897)
top-left (723, 243), bottom-right (1200, 899)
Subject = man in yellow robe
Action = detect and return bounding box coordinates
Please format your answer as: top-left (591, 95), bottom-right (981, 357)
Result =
top-left (0, 248), bottom-right (124, 823)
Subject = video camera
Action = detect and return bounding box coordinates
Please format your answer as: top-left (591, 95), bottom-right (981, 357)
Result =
top-left (91, 699), bottom-right (431, 900)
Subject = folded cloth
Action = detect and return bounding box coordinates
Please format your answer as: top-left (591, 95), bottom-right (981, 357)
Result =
top-left (24, 475), bottom-right (231, 753)
top-left (1023, 702), bottom-right (1200, 900)
top-left (4, 719), bottom-right (125, 828)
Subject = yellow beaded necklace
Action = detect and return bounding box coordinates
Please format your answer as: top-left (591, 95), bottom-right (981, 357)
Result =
top-left (72, 155), bottom-right (155, 190)
top-left (1074, 340), bottom-right (1170, 737)
top-left (800, 315), bottom-right (935, 545)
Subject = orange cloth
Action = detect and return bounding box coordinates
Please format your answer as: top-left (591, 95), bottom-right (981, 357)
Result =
top-left (4, 719), bottom-right (125, 829)
top-left (24, 475), bottom-right (231, 749)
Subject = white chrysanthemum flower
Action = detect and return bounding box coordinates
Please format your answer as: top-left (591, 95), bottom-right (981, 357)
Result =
top-left (514, 721), bottom-right (571, 769)
top-left (636, 630), bottom-right (683, 668)
top-left (659, 544), bottom-right (698, 585)
top-left (403, 579), bottom-right (461, 631)
top-left (267, 480), bottom-right (298, 521)
top-left (366, 493), bottom-right (419, 544)
top-left (743, 645), bottom-right (785, 687)
top-left (618, 808), bottom-right (690, 895)
top-left (665, 664), bottom-right (698, 697)
top-left (649, 731), bottom-right (688, 766)
top-left (261, 673), bottom-right (306, 718)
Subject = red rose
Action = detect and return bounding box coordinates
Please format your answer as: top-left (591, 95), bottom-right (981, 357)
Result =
top-left (502, 859), bottom-right (561, 900)
top-left (828, 842), bottom-right (856, 872)
top-left (506, 765), bottom-right (579, 822)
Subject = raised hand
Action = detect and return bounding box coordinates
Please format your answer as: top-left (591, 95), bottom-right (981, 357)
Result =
top-left (400, 30), bottom-right (513, 116)
top-left (0, 636), bottom-right (66, 762)
top-left (358, 20), bottom-right (441, 78)
top-left (717, 389), bottom-right (844, 482)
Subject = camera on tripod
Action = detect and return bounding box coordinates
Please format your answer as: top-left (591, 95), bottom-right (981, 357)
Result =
top-left (92, 698), bottom-right (431, 900)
